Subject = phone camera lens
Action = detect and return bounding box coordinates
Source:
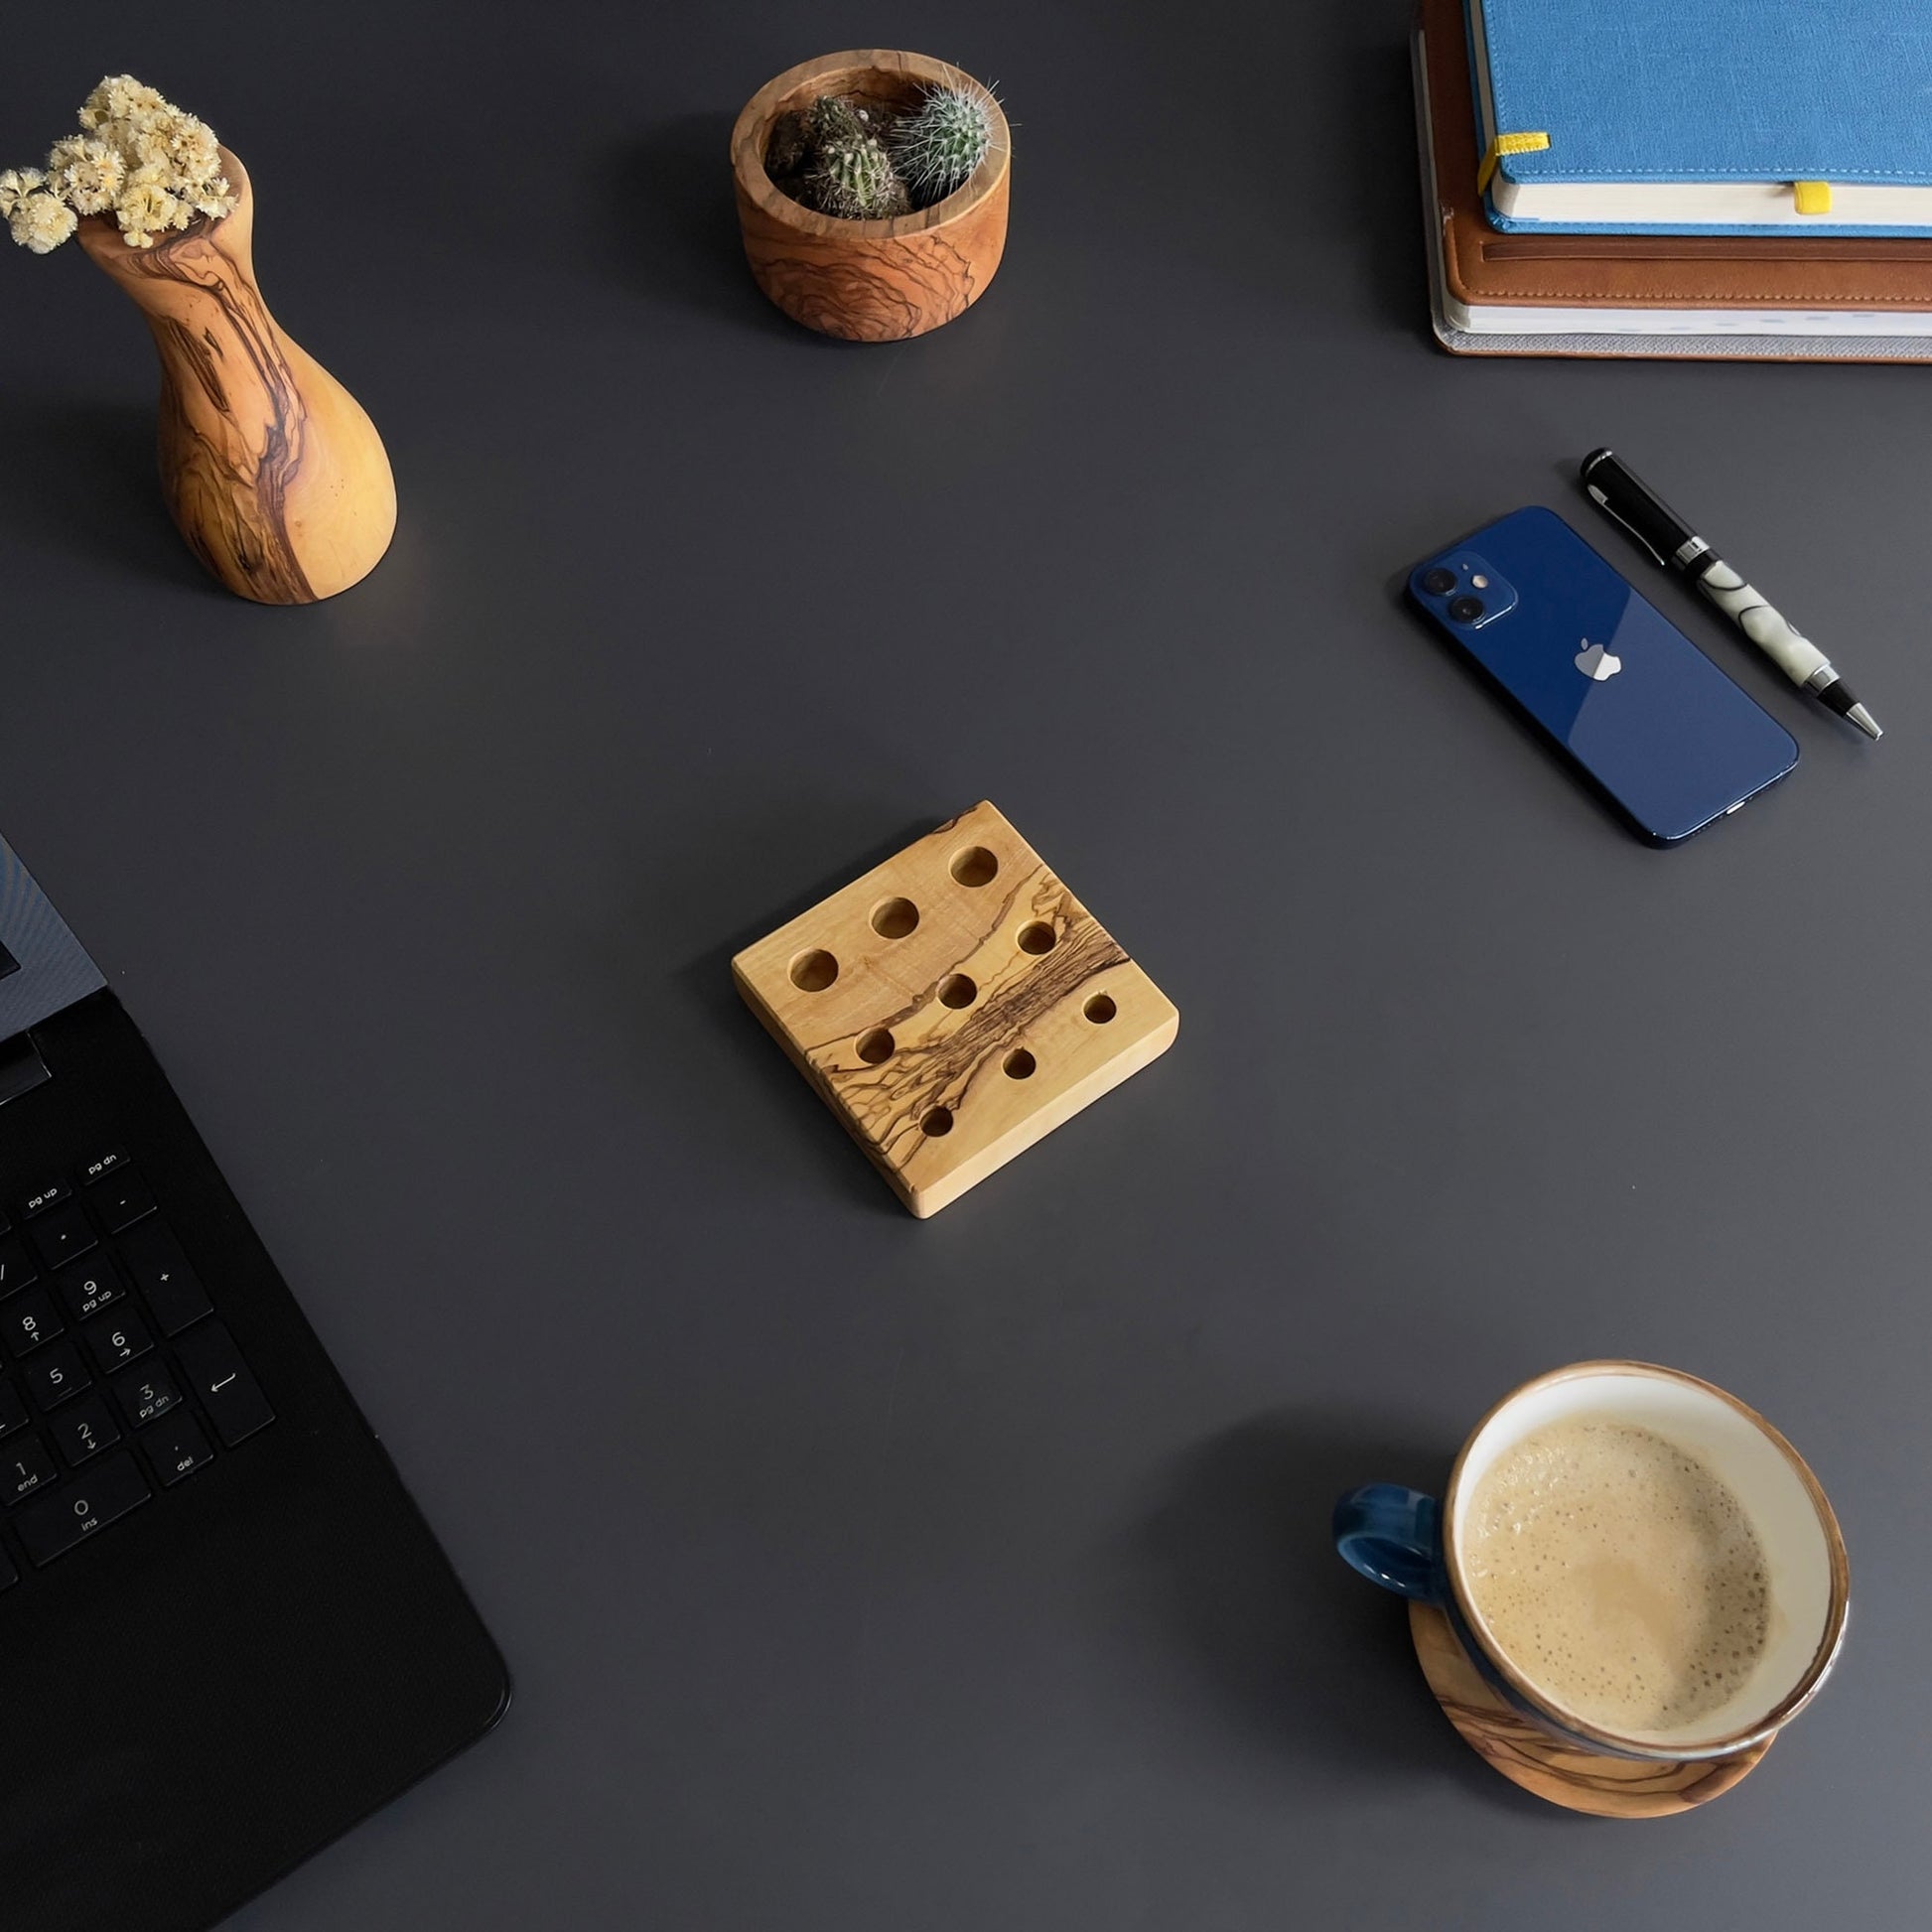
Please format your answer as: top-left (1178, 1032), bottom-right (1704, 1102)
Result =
top-left (1422, 567), bottom-right (1457, 596)
top-left (1449, 595), bottom-right (1485, 623)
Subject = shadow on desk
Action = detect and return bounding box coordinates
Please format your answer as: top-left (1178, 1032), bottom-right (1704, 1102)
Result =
top-left (1118, 1409), bottom-right (1553, 1813)
top-left (0, 398), bottom-right (207, 593)
top-left (597, 112), bottom-right (797, 339)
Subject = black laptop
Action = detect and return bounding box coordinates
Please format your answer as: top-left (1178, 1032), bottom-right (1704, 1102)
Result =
top-left (0, 834), bottom-right (508, 1930)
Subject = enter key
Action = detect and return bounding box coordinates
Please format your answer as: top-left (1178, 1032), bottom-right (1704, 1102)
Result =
top-left (172, 1321), bottom-right (275, 1447)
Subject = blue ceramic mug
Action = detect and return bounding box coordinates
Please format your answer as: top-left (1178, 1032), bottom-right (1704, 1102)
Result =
top-left (1332, 1361), bottom-right (1850, 1762)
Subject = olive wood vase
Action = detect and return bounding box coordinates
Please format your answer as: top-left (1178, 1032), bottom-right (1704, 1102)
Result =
top-left (76, 149), bottom-right (396, 604)
top-left (732, 50), bottom-right (1011, 342)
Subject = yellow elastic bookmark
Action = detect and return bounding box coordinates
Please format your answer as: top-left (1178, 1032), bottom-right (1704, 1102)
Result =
top-left (1478, 131), bottom-right (1551, 194)
top-left (1793, 181), bottom-right (1833, 214)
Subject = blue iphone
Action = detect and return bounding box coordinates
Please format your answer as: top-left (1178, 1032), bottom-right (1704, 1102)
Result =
top-left (1407, 506), bottom-right (1798, 845)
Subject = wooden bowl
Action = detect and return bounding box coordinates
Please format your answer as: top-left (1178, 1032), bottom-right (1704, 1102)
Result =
top-left (731, 50), bottom-right (1011, 342)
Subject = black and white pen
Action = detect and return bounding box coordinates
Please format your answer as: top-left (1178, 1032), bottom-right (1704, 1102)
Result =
top-left (1580, 448), bottom-right (1882, 741)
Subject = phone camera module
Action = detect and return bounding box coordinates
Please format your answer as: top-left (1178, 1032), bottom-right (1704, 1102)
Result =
top-left (1448, 594), bottom-right (1486, 623)
top-left (1421, 566), bottom-right (1457, 596)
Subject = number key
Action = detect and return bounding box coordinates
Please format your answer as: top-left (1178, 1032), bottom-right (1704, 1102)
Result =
top-left (55, 1255), bottom-right (124, 1322)
top-left (25, 1340), bottom-right (89, 1411)
top-left (0, 1285), bottom-right (63, 1357)
top-left (0, 1380), bottom-right (28, 1440)
top-left (2, 1435), bottom-right (57, 1504)
top-left (113, 1364), bottom-right (182, 1429)
top-left (83, 1311), bottom-right (151, 1376)
top-left (13, 1451), bottom-right (148, 1566)
top-left (50, 1393), bottom-right (121, 1468)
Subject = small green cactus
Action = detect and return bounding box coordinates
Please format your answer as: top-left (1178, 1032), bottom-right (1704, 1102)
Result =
top-left (891, 79), bottom-right (998, 206)
top-left (808, 96), bottom-right (870, 150)
top-left (810, 132), bottom-right (910, 219)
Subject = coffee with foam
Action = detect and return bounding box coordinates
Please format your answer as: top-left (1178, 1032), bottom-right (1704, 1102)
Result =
top-left (1464, 1419), bottom-right (1771, 1733)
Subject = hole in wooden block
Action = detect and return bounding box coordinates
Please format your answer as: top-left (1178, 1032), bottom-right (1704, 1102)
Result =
top-left (922, 1106), bottom-right (954, 1136)
top-left (789, 949), bottom-right (839, 992)
top-left (1004, 1048), bottom-right (1036, 1079)
top-left (938, 974), bottom-right (977, 1009)
top-left (1017, 921), bottom-right (1056, 955)
top-left (871, 897), bottom-right (919, 939)
top-left (1084, 993), bottom-right (1117, 1024)
top-left (857, 1028), bottom-right (895, 1064)
top-left (949, 846), bottom-right (999, 888)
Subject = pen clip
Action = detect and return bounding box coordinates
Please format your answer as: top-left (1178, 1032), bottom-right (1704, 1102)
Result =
top-left (1585, 483), bottom-right (1668, 570)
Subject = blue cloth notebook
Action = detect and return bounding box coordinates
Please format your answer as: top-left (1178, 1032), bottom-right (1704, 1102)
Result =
top-left (1469, 0), bottom-right (1932, 235)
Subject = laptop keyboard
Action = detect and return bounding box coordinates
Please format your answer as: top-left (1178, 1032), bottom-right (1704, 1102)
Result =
top-left (0, 1148), bottom-right (273, 1585)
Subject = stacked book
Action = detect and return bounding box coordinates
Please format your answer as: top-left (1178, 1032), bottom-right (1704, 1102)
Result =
top-left (1413, 0), bottom-right (1932, 360)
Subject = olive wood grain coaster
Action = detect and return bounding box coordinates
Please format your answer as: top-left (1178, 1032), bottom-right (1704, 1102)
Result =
top-left (733, 802), bottom-right (1178, 1217)
top-left (1408, 1602), bottom-right (1770, 1817)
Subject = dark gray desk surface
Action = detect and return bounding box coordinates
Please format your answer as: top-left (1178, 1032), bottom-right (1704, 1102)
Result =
top-left (5, 4), bottom-right (1931, 1926)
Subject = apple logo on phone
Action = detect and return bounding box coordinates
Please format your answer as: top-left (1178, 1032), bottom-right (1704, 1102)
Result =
top-left (1575, 638), bottom-right (1623, 681)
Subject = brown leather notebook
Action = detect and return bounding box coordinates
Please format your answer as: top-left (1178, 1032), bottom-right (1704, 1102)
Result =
top-left (1419, 0), bottom-right (1932, 319)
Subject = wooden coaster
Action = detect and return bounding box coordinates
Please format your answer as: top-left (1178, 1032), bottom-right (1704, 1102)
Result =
top-left (1408, 1601), bottom-right (1771, 1817)
top-left (734, 802), bottom-right (1177, 1217)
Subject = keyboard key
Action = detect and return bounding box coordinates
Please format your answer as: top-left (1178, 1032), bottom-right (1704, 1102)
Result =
top-left (0, 1380), bottom-right (28, 1439)
top-left (2, 1436), bottom-right (57, 1504)
top-left (14, 1451), bottom-right (148, 1565)
top-left (143, 1412), bottom-right (214, 1487)
top-left (77, 1148), bottom-right (132, 1183)
top-left (25, 1341), bottom-right (89, 1411)
top-left (113, 1364), bottom-right (184, 1429)
top-left (116, 1220), bottom-right (211, 1335)
top-left (0, 1234), bottom-right (35, 1296)
top-left (27, 1200), bottom-right (94, 1272)
top-left (0, 1285), bottom-right (63, 1357)
top-left (84, 1168), bottom-right (154, 1234)
top-left (20, 1180), bottom-right (71, 1217)
top-left (83, 1311), bottom-right (152, 1375)
top-left (173, 1323), bottom-right (273, 1446)
top-left (0, 1543), bottom-right (15, 1589)
top-left (51, 1394), bottom-right (120, 1467)
top-left (55, 1256), bottom-right (125, 1321)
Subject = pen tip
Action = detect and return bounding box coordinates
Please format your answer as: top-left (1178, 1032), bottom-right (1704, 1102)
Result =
top-left (1849, 704), bottom-right (1883, 741)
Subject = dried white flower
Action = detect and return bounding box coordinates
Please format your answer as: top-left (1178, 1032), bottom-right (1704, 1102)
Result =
top-left (47, 134), bottom-right (125, 215)
top-left (157, 112), bottom-right (222, 187)
top-left (7, 76), bottom-right (234, 254)
top-left (116, 164), bottom-right (183, 249)
top-left (189, 177), bottom-right (237, 222)
top-left (0, 167), bottom-right (48, 218)
top-left (77, 74), bottom-right (166, 133)
top-left (10, 191), bottom-right (78, 254)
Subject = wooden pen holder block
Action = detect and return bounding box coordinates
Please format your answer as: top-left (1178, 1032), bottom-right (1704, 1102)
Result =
top-left (734, 803), bottom-right (1178, 1217)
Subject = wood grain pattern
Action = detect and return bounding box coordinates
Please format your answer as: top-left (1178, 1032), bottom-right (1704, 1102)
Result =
top-left (734, 802), bottom-right (1177, 1217)
top-left (75, 149), bottom-right (396, 604)
top-left (731, 51), bottom-right (1011, 342)
top-left (1409, 1601), bottom-right (1770, 1817)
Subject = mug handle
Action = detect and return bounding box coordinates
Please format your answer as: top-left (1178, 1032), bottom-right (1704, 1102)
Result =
top-left (1332, 1484), bottom-right (1444, 1602)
